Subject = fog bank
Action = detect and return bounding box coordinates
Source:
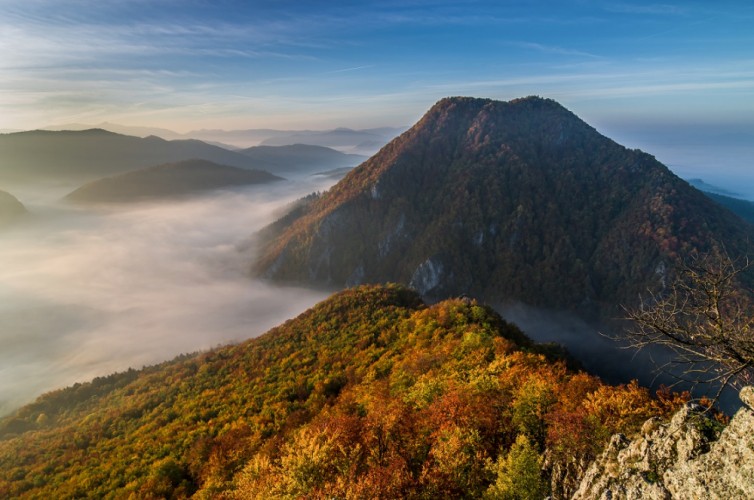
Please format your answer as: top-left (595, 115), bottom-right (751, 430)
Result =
top-left (0, 181), bottom-right (332, 416)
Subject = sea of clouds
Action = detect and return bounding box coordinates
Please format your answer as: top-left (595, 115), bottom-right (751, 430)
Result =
top-left (0, 180), bottom-right (332, 415)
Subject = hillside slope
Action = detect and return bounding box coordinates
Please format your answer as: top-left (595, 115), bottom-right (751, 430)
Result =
top-left (0, 189), bottom-right (26, 225)
top-left (64, 159), bottom-right (283, 203)
top-left (0, 285), bottom-right (685, 498)
top-left (255, 97), bottom-right (754, 316)
top-left (0, 129), bottom-right (266, 183)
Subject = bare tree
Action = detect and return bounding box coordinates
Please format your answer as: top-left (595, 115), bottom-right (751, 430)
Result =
top-left (624, 249), bottom-right (754, 402)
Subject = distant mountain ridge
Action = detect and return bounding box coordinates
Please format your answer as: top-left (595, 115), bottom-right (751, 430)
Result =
top-left (255, 96), bottom-right (754, 317)
top-left (40, 122), bottom-right (186, 140)
top-left (687, 178), bottom-right (742, 198)
top-left (700, 192), bottom-right (754, 225)
top-left (238, 144), bottom-right (365, 176)
top-left (64, 159), bottom-right (283, 203)
top-left (0, 129), bottom-right (361, 184)
top-left (0, 129), bottom-right (260, 183)
top-left (258, 127), bottom-right (407, 154)
top-left (37, 122), bottom-right (405, 153)
top-left (686, 178), bottom-right (754, 225)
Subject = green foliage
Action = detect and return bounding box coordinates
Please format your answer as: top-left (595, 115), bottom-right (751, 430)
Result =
top-left (485, 434), bottom-right (546, 500)
top-left (0, 285), bottom-right (688, 498)
top-left (511, 378), bottom-right (556, 447)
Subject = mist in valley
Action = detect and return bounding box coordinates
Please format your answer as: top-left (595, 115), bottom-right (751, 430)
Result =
top-left (0, 179), bottom-right (334, 416)
top-left (2, 143), bottom-right (752, 418)
top-left (498, 302), bottom-right (741, 412)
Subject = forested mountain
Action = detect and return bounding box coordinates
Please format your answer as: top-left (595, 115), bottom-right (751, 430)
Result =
top-left (37, 124), bottom-right (404, 153)
top-left (0, 189), bottom-right (25, 225)
top-left (687, 178), bottom-right (742, 198)
top-left (0, 129), bottom-right (265, 183)
top-left (64, 159), bottom-right (283, 203)
top-left (255, 97), bottom-right (754, 317)
top-left (701, 192), bottom-right (754, 225)
top-left (686, 179), bottom-right (754, 225)
top-left (257, 127), bottom-right (406, 155)
top-left (0, 130), bottom-right (359, 185)
top-left (0, 285), bottom-right (688, 498)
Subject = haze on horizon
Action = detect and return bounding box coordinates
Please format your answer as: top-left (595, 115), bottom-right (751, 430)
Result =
top-left (2, 0), bottom-right (753, 192)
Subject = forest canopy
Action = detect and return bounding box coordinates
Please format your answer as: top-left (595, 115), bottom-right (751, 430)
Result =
top-left (0, 285), bottom-right (690, 498)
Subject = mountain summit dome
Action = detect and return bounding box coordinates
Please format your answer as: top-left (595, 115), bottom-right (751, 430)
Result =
top-left (255, 96), bottom-right (753, 316)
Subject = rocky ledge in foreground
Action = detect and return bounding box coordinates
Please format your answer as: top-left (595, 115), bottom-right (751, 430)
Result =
top-left (573, 386), bottom-right (754, 499)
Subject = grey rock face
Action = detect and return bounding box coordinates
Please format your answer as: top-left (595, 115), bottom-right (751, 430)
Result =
top-left (409, 257), bottom-right (444, 295)
top-left (573, 388), bottom-right (754, 500)
top-left (740, 386), bottom-right (754, 409)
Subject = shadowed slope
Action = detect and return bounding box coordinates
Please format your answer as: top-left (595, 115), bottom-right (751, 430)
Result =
top-left (255, 97), bottom-right (754, 316)
top-left (0, 190), bottom-right (25, 225)
top-left (64, 159), bottom-right (283, 203)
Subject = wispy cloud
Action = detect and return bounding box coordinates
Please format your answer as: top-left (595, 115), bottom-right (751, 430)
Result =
top-left (325, 65), bottom-right (375, 74)
top-left (603, 2), bottom-right (688, 16)
top-left (509, 41), bottom-right (604, 59)
top-left (563, 79), bottom-right (754, 99)
top-left (0, 1), bottom-right (752, 132)
top-left (418, 59), bottom-right (754, 119)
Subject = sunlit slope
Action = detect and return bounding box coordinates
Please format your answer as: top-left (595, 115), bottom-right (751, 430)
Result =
top-left (0, 285), bottom-right (684, 498)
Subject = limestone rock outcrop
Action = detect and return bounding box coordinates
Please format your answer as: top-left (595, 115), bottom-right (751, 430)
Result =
top-left (573, 387), bottom-right (754, 499)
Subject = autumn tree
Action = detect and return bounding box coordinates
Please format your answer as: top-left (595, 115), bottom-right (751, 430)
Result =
top-left (625, 249), bottom-right (754, 401)
top-left (485, 433), bottom-right (546, 500)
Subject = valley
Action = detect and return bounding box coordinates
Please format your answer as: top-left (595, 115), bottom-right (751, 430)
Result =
top-left (1, 96), bottom-right (753, 498)
top-left (3, 1), bottom-right (754, 497)
top-left (0, 172), bottom-right (333, 416)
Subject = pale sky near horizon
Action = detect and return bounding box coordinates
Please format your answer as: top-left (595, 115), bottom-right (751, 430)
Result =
top-left (1, 0), bottom-right (753, 134)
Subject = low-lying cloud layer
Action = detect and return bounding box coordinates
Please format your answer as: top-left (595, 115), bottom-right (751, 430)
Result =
top-left (0, 181), bottom-right (331, 416)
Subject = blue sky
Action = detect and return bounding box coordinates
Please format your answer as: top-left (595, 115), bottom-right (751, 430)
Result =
top-left (1, 0), bottom-right (753, 140)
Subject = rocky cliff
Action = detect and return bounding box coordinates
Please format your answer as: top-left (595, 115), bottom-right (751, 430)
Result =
top-left (573, 387), bottom-right (754, 499)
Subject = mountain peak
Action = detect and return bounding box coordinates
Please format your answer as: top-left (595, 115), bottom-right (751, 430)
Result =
top-left (255, 96), bottom-right (753, 318)
top-left (427, 95), bottom-right (571, 118)
top-left (407, 95), bottom-right (592, 153)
